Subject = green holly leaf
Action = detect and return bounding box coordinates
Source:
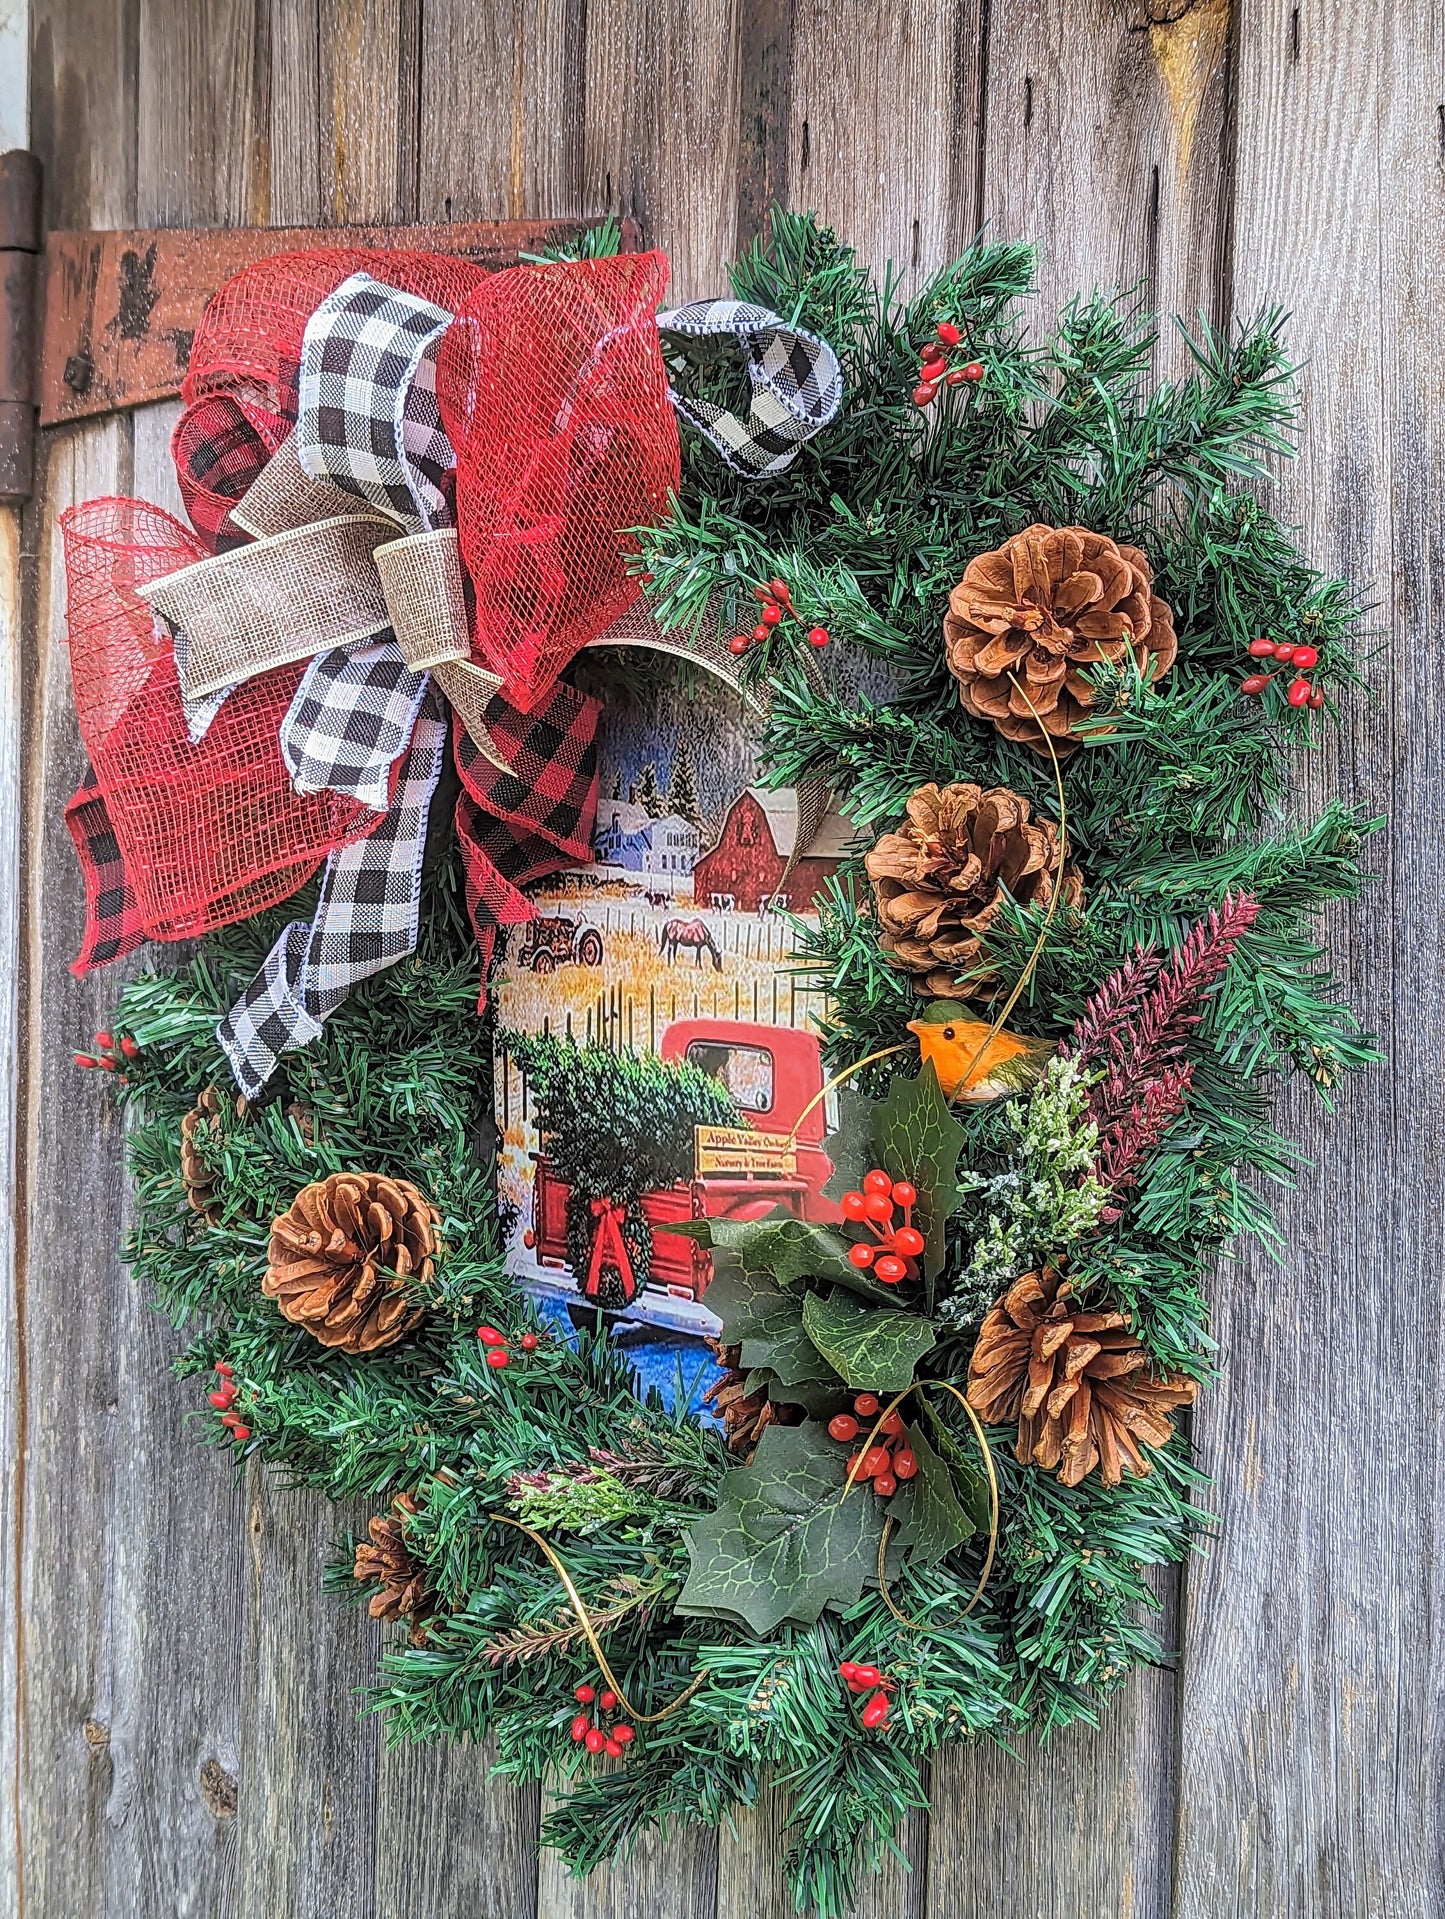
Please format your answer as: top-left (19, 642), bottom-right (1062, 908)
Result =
top-left (678, 1421), bottom-right (884, 1633)
top-left (871, 1062), bottom-right (969, 1288)
top-left (800, 1289), bottom-right (936, 1393)
top-left (758, 1372), bottom-right (848, 1417)
top-left (702, 1261), bottom-right (843, 1387)
top-left (820, 1086), bottom-right (875, 1204)
top-left (674, 1212), bottom-right (895, 1302)
top-left (924, 1401), bottom-right (992, 1532)
top-left (886, 1420), bottom-right (976, 1570)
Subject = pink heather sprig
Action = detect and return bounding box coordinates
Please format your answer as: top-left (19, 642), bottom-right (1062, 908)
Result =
top-left (1064, 944), bottom-right (1165, 1067)
top-left (1095, 1062), bottom-right (1194, 1221)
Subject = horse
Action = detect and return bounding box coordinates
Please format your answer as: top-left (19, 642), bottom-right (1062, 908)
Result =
top-left (659, 917), bottom-right (723, 970)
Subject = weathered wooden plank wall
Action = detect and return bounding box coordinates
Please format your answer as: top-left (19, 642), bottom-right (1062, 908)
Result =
top-left (7, 4), bottom-right (1434, 1916)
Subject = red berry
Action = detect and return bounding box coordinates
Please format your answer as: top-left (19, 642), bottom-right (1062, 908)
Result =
top-left (584, 1728), bottom-right (607, 1754)
top-left (851, 1664), bottom-right (882, 1688)
top-left (893, 1225), bottom-right (925, 1258)
top-left (214, 1361), bottom-right (234, 1378)
top-left (96, 1055), bottom-right (116, 1071)
top-left (839, 1661), bottom-right (859, 1680)
top-left (485, 1348), bottom-right (511, 1369)
top-left (841, 1191), bottom-right (868, 1221)
top-left (873, 1471), bottom-right (898, 1497)
top-left (753, 583), bottom-right (776, 603)
top-left (1240, 673), bottom-right (1273, 695)
top-left (220, 1409), bottom-right (240, 1427)
top-left (752, 624), bottom-right (770, 644)
top-left (846, 1452), bottom-right (867, 1478)
top-left (806, 626), bottom-right (830, 648)
top-left (863, 1193), bottom-right (893, 1222)
top-left (120, 1036), bottom-right (140, 1058)
top-left (1272, 641), bottom-right (1297, 662)
top-left (230, 1424), bottom-right (251, 1442)
top-left (570, 1714), bottom-right (590, 1742)
top-left (1248, 636), bottom-right (1276, 657)
top-left (936, 321), bottom-right (962, 346)
top-left (854, 1394), bottom-right (881, 1417)
top-left (208, 1388), bottom-right (235, 1410)
top-left (520, 1332), bottom-right (539, 1350)
top-left (613, 1724), bottom-right (635, 1744)
top-left (599, 1689), bottom-right (617, 1711)
top-left (961, 361), bottom-right (985, 382)
top-left (604, 1737), bottom-right (624, 1758)
top-left (863, 1446), bottom-right (891, 1478)
top-left (864, 1171), bottom-right (893, 1195)
top-left (890, 1181), bottom-right (916, 1208)
top-left (769, 578), bottom-right (792, 603)
top-left (912, 382), bottom-right (937, 407)
top-left (892, 1450), bottom-right (919, 1480)
top-left (477, 1326), bottom-right (506, 1346)
top-left (95, 1032), bottom-right (113, 1050)
top-left (1292, 644), bottom-right (1319, 669)
top-left (920, 355), bottom-right (947, 381)
top-left (943, 367), bottom-right (967, 386)
top-left (878, 1410), bottom-right (904, 1436)
top-left (728, 634), bottom-right (750, 656)
top-left (874, 1256), bottom-right (907, 1284)
top-left (1287, 677), bottom-right (1313, 707)
top-left (73, 1054), bottom-right (98, 1069)
top-left (848, 1242), bottom-right (875, 1269)
top-left (828, 1414), bottom-right (860, 1442)
top-left (761, 603), bottom-right (783, 628)
top-left (574, 1683), bottom-right (596, 1704)
top-left (1308, 687), bottom-right (1325, 709)
top-left (861, 1691), bottom-right (891, 1729)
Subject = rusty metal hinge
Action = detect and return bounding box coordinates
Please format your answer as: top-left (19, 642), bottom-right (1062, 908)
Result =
top-left (0, 148), bottom-right (636, 504)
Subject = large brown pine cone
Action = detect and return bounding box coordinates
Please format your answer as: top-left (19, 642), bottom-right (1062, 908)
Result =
top-left (354, 1492), bottom-right (431, 1641)
top-left (864, 781), bottom-right (1082, 999)
top-left (966, 1269), bottom-right (1197, 1487)
top-left (944, 524), bottom-right (1177, 756)
top-left (264, 1172), bottom-right (440, 1352)
top-left (703, 1341), bottom-right (803, 1459)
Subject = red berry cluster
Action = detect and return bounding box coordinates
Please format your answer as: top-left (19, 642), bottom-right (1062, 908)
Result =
top-left (476, 1324), bottom-right (542, 1369)
top-left (1240, 634), bottom-right (1324, 709)
top-left (838, 1170), bottom-right (924, 1284)
top-left (838, 1661), bottom-right (895, 1729)
top-left (568, 1681), bottom-right (636, 1757)
top-left (74, 1030), bottom-right (139, 1077)
top-left (208, 1361), bottom-right (251, 1443)
top-left (728, 577), bottom-right (829, 657)
top-left (828, 1394), bottom-right (920, 1497)
top-left (912, 320), bottom-right (984, 407)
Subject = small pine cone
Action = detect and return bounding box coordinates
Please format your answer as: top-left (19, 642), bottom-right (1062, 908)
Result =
top-left (966, 1268), bottom-right (1197, 1487)
top-left (354, 1492), bottom-right (431, 1642)
top-left (179, 1086), bottom-right (228, 1223)
top-left (264, 1172), bottom-right (440, 1353)
top-left (703, 1341), bottom-right (802, 1460)
top-left (944, 524), bottom-right (1177, 756)
top-left (864, 781), bottom-right (1082, 999)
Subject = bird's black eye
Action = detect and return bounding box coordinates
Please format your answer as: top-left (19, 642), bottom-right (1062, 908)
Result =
top-left (942, 1027), bottom-right (955, 1040)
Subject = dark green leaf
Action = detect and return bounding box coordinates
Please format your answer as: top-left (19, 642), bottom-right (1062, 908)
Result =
top-left (886, 1421), bottom-right (976, 1569)
top-left (678, 1210), bottom-right (895, 1301)
top-left (678, 1421), bottom-right (884, 1632)
top-left (800, 1289), bottom-right (936, 1392)
top-left (820, 1086), bottom-right (875, 1203)
top-left (924, 1402), bottom-right (993, 1533)
top-left (871, 1062), bottom-right (969, 1288)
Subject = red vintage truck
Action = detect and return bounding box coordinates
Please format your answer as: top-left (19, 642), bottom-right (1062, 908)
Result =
top-left (525, 1018), bottom-right (841, 1334)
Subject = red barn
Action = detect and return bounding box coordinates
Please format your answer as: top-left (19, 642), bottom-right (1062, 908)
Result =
top-left (693, 787), bottom-right (854, 912)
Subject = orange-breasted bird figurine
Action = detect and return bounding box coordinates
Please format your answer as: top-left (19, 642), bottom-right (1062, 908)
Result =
top-left (907, 1002), bottom-right (1054, 1102)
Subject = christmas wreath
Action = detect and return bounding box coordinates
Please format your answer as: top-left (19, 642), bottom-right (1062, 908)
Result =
top-left (68, 214), bottom-right (1374, 1916)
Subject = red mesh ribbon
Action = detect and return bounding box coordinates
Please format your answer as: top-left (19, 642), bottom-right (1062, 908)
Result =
top-left (437, 251), bottom-right (679, 711)
top-left (60, 499), bottom-right (379, 965)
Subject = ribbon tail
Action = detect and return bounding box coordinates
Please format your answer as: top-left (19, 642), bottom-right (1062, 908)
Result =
top-left (218, 698), bottom-right (448, 1095)
top-left (65, 771), bottom-right (148, 976)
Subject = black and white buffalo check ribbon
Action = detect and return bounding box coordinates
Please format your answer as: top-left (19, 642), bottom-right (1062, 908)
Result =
top-left (657, 299), bottom-right (844, 477)
top-left (299, 273), bottom-right (455, 531)
top-left (219, 695), bottom-right (448, 1096)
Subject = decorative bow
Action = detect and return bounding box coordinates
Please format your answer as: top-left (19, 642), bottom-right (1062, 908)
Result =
top-left (59, 249), bottom-right (844, 1098)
